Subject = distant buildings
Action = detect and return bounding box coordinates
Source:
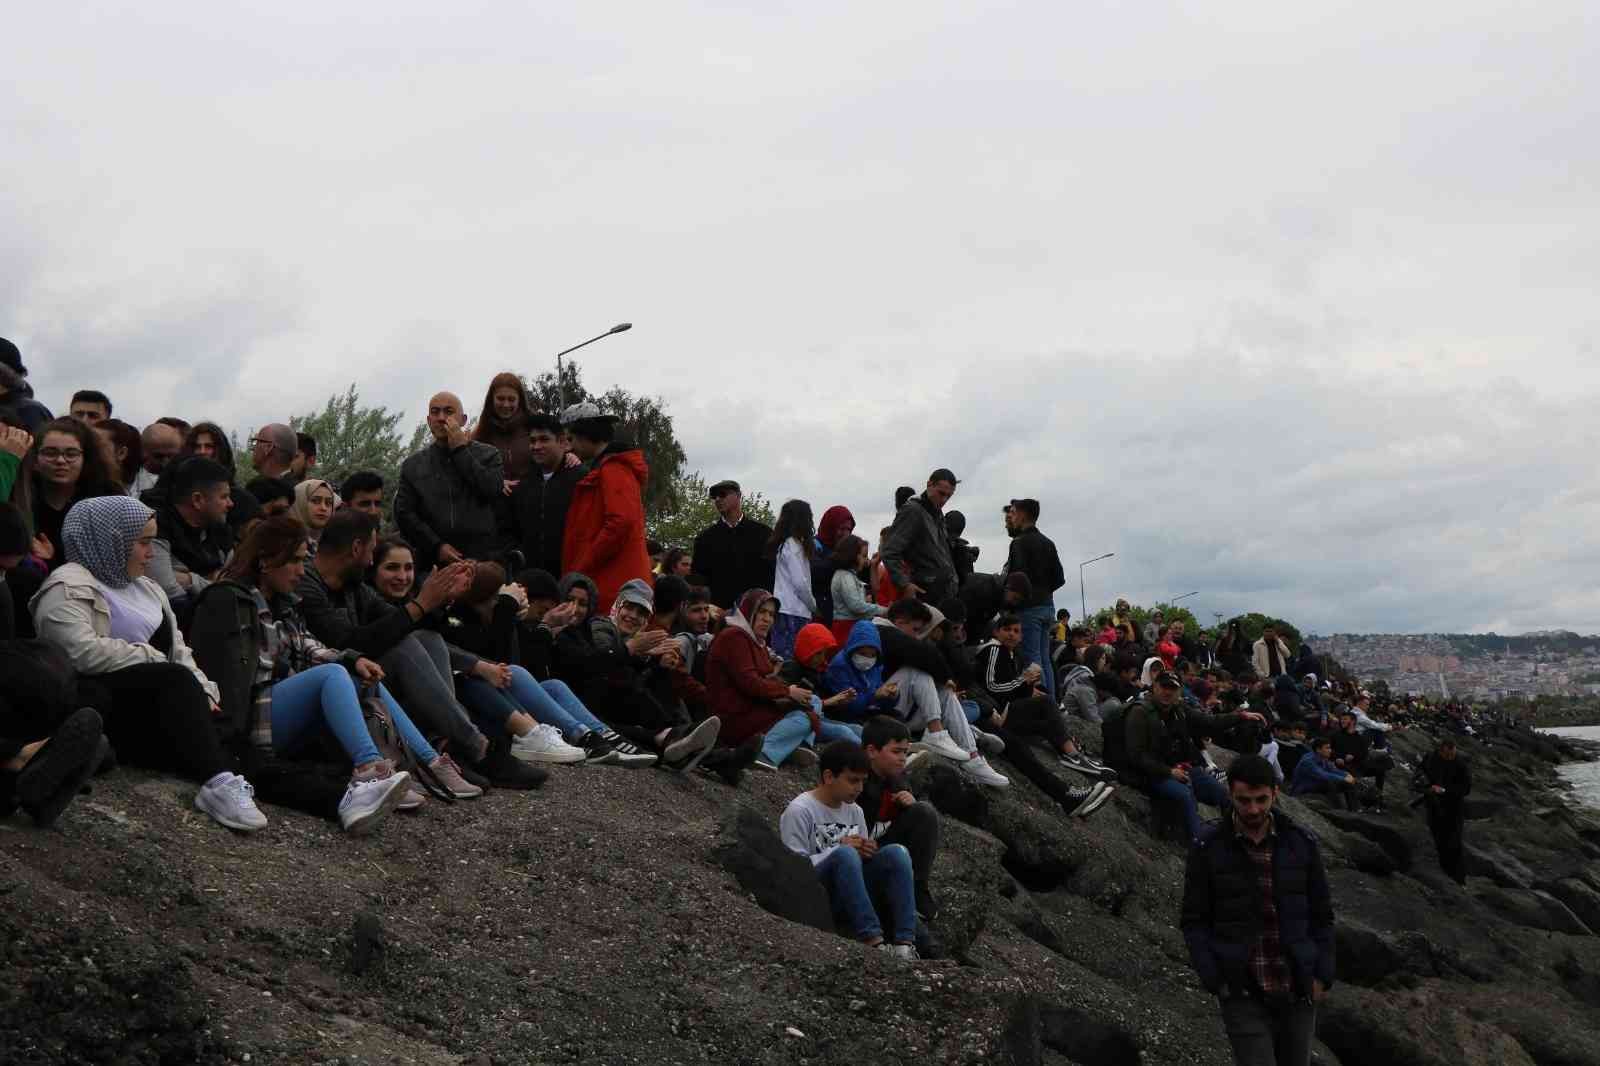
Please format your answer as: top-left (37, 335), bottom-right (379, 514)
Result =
top-left (1311, 631), bottom-right (1600, 699)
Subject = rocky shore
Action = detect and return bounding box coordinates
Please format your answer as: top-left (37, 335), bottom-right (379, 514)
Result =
top-left (5, 720), bottom-right (1600, 1066)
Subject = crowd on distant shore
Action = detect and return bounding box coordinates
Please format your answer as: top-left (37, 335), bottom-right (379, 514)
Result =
top-left (0, 332), bottom-right (1479, 1059)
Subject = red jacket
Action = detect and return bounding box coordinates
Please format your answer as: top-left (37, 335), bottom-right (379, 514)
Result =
top-left (561, 444), bottom-right (653, 614)
top-left (705, 625), bottom-right (791, 745)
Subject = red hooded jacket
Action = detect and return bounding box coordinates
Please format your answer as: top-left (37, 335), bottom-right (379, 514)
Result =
top-left (561, 444), bottom-right (653, 614)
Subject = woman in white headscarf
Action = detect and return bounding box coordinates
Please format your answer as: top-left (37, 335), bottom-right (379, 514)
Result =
top-left (291, 478), bottom-right (337, 558)
top-left (30, 495), bottom-right (268, 832)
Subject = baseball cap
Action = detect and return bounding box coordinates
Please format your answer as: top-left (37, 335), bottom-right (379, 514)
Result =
top-left (560, 401), bottom-right (620, 426)
top-left (614, 578), bottom-right (654, 613)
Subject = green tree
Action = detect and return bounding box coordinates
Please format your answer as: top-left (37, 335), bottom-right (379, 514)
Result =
top-left (527, 364), bottom-right (688, 517)
top-left (647, 471), bottom-right (775, 552)
top-left (236, 385), bottom-right (427, 516)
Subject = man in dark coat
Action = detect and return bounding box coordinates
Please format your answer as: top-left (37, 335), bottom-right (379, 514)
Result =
top-left (1418, 737), bottom-right (1472, 884)
top-left (394, 391), bottom-right (508, 572)
top-left (1181, 754), bottom-right (1334, 1066)
top-left (690, 479), bottom-right (772, 609)
top-left (513, 413), bottom-right (581, 577)
top-left (881, 468), bottom-right (960, 606)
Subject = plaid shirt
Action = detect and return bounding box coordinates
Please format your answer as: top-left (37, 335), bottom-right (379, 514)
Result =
top-left (1235, 811), bottom-right (1292, 999)
top-left (247, 588), bottom-right (352, 750)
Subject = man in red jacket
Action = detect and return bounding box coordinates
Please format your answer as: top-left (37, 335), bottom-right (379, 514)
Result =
top-left (559, 403), bottom-right (653, 614)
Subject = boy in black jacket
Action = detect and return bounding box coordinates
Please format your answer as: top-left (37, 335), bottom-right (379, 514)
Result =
top-left (858, 716), bottom-right (941, 920)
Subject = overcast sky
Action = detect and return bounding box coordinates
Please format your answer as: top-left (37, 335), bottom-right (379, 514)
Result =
top-left (6, 2), bottom-right (1598, 635)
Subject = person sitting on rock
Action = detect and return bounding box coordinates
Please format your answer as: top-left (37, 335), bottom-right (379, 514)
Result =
top-left (870, 599), bottom-right (1008, 789)
top-left (858, 715), bottom-right (942, 922)
top-left (1330, 707), bottom-right (1393, 813)
top-left (706, 588), bottom-right (858, 772)
top-left (1126, 670), bottom-right (1266, 841)
top-left (779, 739), bottom-right (919, 963)
top-left (553, 572), bottom-right (718, 771)
top-left (1289, 735), bottom-right (1360, 812)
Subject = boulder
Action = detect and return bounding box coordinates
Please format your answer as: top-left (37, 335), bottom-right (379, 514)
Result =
top-left (1320, 810), bottom-right (1414, 872)
top-left (1463, 843), bottom-right (1537, 889)
top-left (1474, 886), bottom-right (1593, 937)
top-left (711, 806), bottom-right (833, 933)
top-left (1547, 876), bottom-right (1600, 933)
top-left (1318, 984), bottom-right (1537, 1066)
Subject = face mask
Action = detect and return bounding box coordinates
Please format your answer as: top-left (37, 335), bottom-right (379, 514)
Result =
top-left (850, 653), bottom-right (877, 671)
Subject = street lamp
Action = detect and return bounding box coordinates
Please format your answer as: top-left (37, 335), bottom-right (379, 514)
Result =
top-left (1079, 552), bottom-right (1114, 623)
top-left (1170, 591), bottom-right (1199, 605)
top-left (556, 323), bottom-right (633, 410)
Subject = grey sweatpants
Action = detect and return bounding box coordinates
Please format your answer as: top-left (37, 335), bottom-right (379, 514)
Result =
top-left (888, 667), bottom-right (976, 754)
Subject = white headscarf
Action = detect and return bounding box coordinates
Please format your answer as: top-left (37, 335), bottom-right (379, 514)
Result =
top-left (62, 496), bottom-right (153, 590)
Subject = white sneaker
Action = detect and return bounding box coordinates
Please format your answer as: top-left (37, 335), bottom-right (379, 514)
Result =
top-left (974, 729), bottom-right (1006, 755)
top-left (920, 728), bottom-right (970, 762)
top-left (511, 724), bottom-right (587, 765)
top-left (878, 942), bottom-right (920, 964)
top-left (194, 773), bottom-right (269, 832)
top-left (339, 770), bottom-right (411, 835)
top-left (962, 753), bottom-right (1010, 788)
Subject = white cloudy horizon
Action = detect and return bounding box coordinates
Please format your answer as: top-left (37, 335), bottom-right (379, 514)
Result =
top-left (5, 2), bottom-right (1599, 636)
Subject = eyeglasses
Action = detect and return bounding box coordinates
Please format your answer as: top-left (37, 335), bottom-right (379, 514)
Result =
top-left (39, 448), bottom-right (83, 463)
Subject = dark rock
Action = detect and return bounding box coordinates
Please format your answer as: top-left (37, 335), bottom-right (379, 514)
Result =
top-left (1318, 984), bottom-right (1537, 1066)
top-left (1463, 843), bottom-right (1536, 889)
top-left (711, 806), bottom-right (834, 934)
top-left (1474, 886), bottom-right (1593, 936)
top-left (1038, 1001), bottom-right (1141, 1066)
top-left (1546, 877), bottom-right (1600, 933)
top-left (1463, 797), bottom-right (1507, 821)
top-left (1321, 810), bottom-right (1414, 872)
top-left (349, 911), bottom-right (385, 975)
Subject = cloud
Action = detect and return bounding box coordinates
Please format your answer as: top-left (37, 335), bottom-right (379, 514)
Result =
top-left (5, 2), bottom-right (1599, 633)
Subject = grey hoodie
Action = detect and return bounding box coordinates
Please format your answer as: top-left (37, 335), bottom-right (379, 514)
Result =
top-left (1059, 663), bottom-right (1102, 722)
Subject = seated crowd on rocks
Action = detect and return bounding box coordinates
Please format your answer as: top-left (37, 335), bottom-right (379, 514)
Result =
top-left (0, 335), bottom-right (1475, 976)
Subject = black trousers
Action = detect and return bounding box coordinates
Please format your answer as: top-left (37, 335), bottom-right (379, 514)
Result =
top-left (77, 662), bottom-right (230, 783)
top-left (877, 800), bottom-right (940, 898)
top-left (1428, 805), bottom-right (1467, 883)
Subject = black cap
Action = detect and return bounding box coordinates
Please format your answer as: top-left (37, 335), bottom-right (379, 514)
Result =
top-left (0, 337), bottom-right (24, 376)
top-left (928, 468), bottom-right (960, 486)
top-left (0, 502), bottom-right (28, 556)
top-left (1155, 670), bottom-right (1182, 688)
top-left (708, 479), bottom-right (740, 498)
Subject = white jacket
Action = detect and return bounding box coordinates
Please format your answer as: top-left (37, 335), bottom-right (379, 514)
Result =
top-left (1252, 636), bottom-right (1292, 678)
top-left (773, 538), bottom-right (817, 620)
top-left (30, 562), bottom-right (220, 702)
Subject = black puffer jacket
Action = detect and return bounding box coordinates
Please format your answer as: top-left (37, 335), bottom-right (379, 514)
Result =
top-left (1181, 810), bottom-right (1335, 998)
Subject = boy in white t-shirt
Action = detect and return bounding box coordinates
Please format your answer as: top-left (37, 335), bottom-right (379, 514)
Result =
top-left (779, 740), bottom-right (919, 961)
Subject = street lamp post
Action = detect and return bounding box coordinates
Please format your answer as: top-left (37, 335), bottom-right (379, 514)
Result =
top-left (1079, 552), bottom-right (1115, 624)
top-left (1170, 591), bottom-right (1199, 605)
top-left (555, 323), bottom-right (633, 410)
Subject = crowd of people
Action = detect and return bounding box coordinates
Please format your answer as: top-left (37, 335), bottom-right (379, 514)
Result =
top-left (0, 336), bottom-right (1486, 1062)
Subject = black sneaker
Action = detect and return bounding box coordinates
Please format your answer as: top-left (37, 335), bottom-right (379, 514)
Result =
top-left (661, 717), bottom-right (721, 774)
top-left (702, 733), bottom-right (764, 787)
top-left (599, 730), bottom-right (659, 769)
top-left (915, 884), bottom-right (941, 923)
top-left (1071, 781), bottom-right (1115, 819)
top-left (481, 753), bottom-right (549, 790)
top-left (579, 731), bottom-right (620, 765)
top-left (17, 709), bottom-right (105, 828)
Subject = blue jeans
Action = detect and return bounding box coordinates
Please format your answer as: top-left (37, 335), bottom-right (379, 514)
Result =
top-left (1149, 766), bottom-right (1230, 840)
top-left (1017, 604), bottom-right (1057, 705)
top-left (815, 843), bottom-right (916, 944)
top-left (459, 669), bottom-right (607, 741)
top-left (762, 709), bottom-right (862, 766)
top-left (961, 698), bottom-right (981, 724)
top-left (269, 663), bottom-right (437, 767)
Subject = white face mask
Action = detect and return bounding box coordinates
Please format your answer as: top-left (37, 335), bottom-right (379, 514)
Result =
top-left (850, 652), bottom-right (877, 671)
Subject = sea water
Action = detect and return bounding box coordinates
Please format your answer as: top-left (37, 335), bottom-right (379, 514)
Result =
top-left (1544, 725), bottom-right (1600, 812)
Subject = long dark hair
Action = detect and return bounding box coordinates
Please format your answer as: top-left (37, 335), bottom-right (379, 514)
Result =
top-left (222, 514), bottom-right (307, 583)
top-left (184, 421), bottom-right (237, 478)
top-left (98, 419), bottom-right (142, 487)
top-left (474, 372), bottom-right (535, 435)
top-left (766, 499), bottom-right (815, 561)
top-left (30, 417), bottom-right (123, 503)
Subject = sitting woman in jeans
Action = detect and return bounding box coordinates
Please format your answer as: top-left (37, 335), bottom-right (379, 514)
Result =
top-left (219, 515), bottom-right (481, 831)
top-left (31, 495), bottom-right (267, 832)
top-left (443, 560), bottom-right (623, 767)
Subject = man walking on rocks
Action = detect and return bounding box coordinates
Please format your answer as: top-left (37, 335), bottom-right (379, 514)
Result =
top-left (1181, 754), bottom-right (1334, 1066)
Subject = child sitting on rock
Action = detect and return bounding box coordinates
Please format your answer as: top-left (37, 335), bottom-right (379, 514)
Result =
top-left (779, 740), bottom-right (919, 962)
top-left (858, 715), bottom-right (941, 921)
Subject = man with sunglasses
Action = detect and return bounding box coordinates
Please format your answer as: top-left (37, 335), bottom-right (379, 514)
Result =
top-left (690, 479), bottom-right (773, 609)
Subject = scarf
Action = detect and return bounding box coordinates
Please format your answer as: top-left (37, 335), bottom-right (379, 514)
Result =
top-left (1139, 655), bottom-right (1165, 688)
top-left (817, 505), bottom-right (855, 551)
top-left (728, 587), bottom-right (780, 645)
top-left (63, 495), bottom-right (153, 590)
top-left (291, 479), bottom-right (337, 533)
